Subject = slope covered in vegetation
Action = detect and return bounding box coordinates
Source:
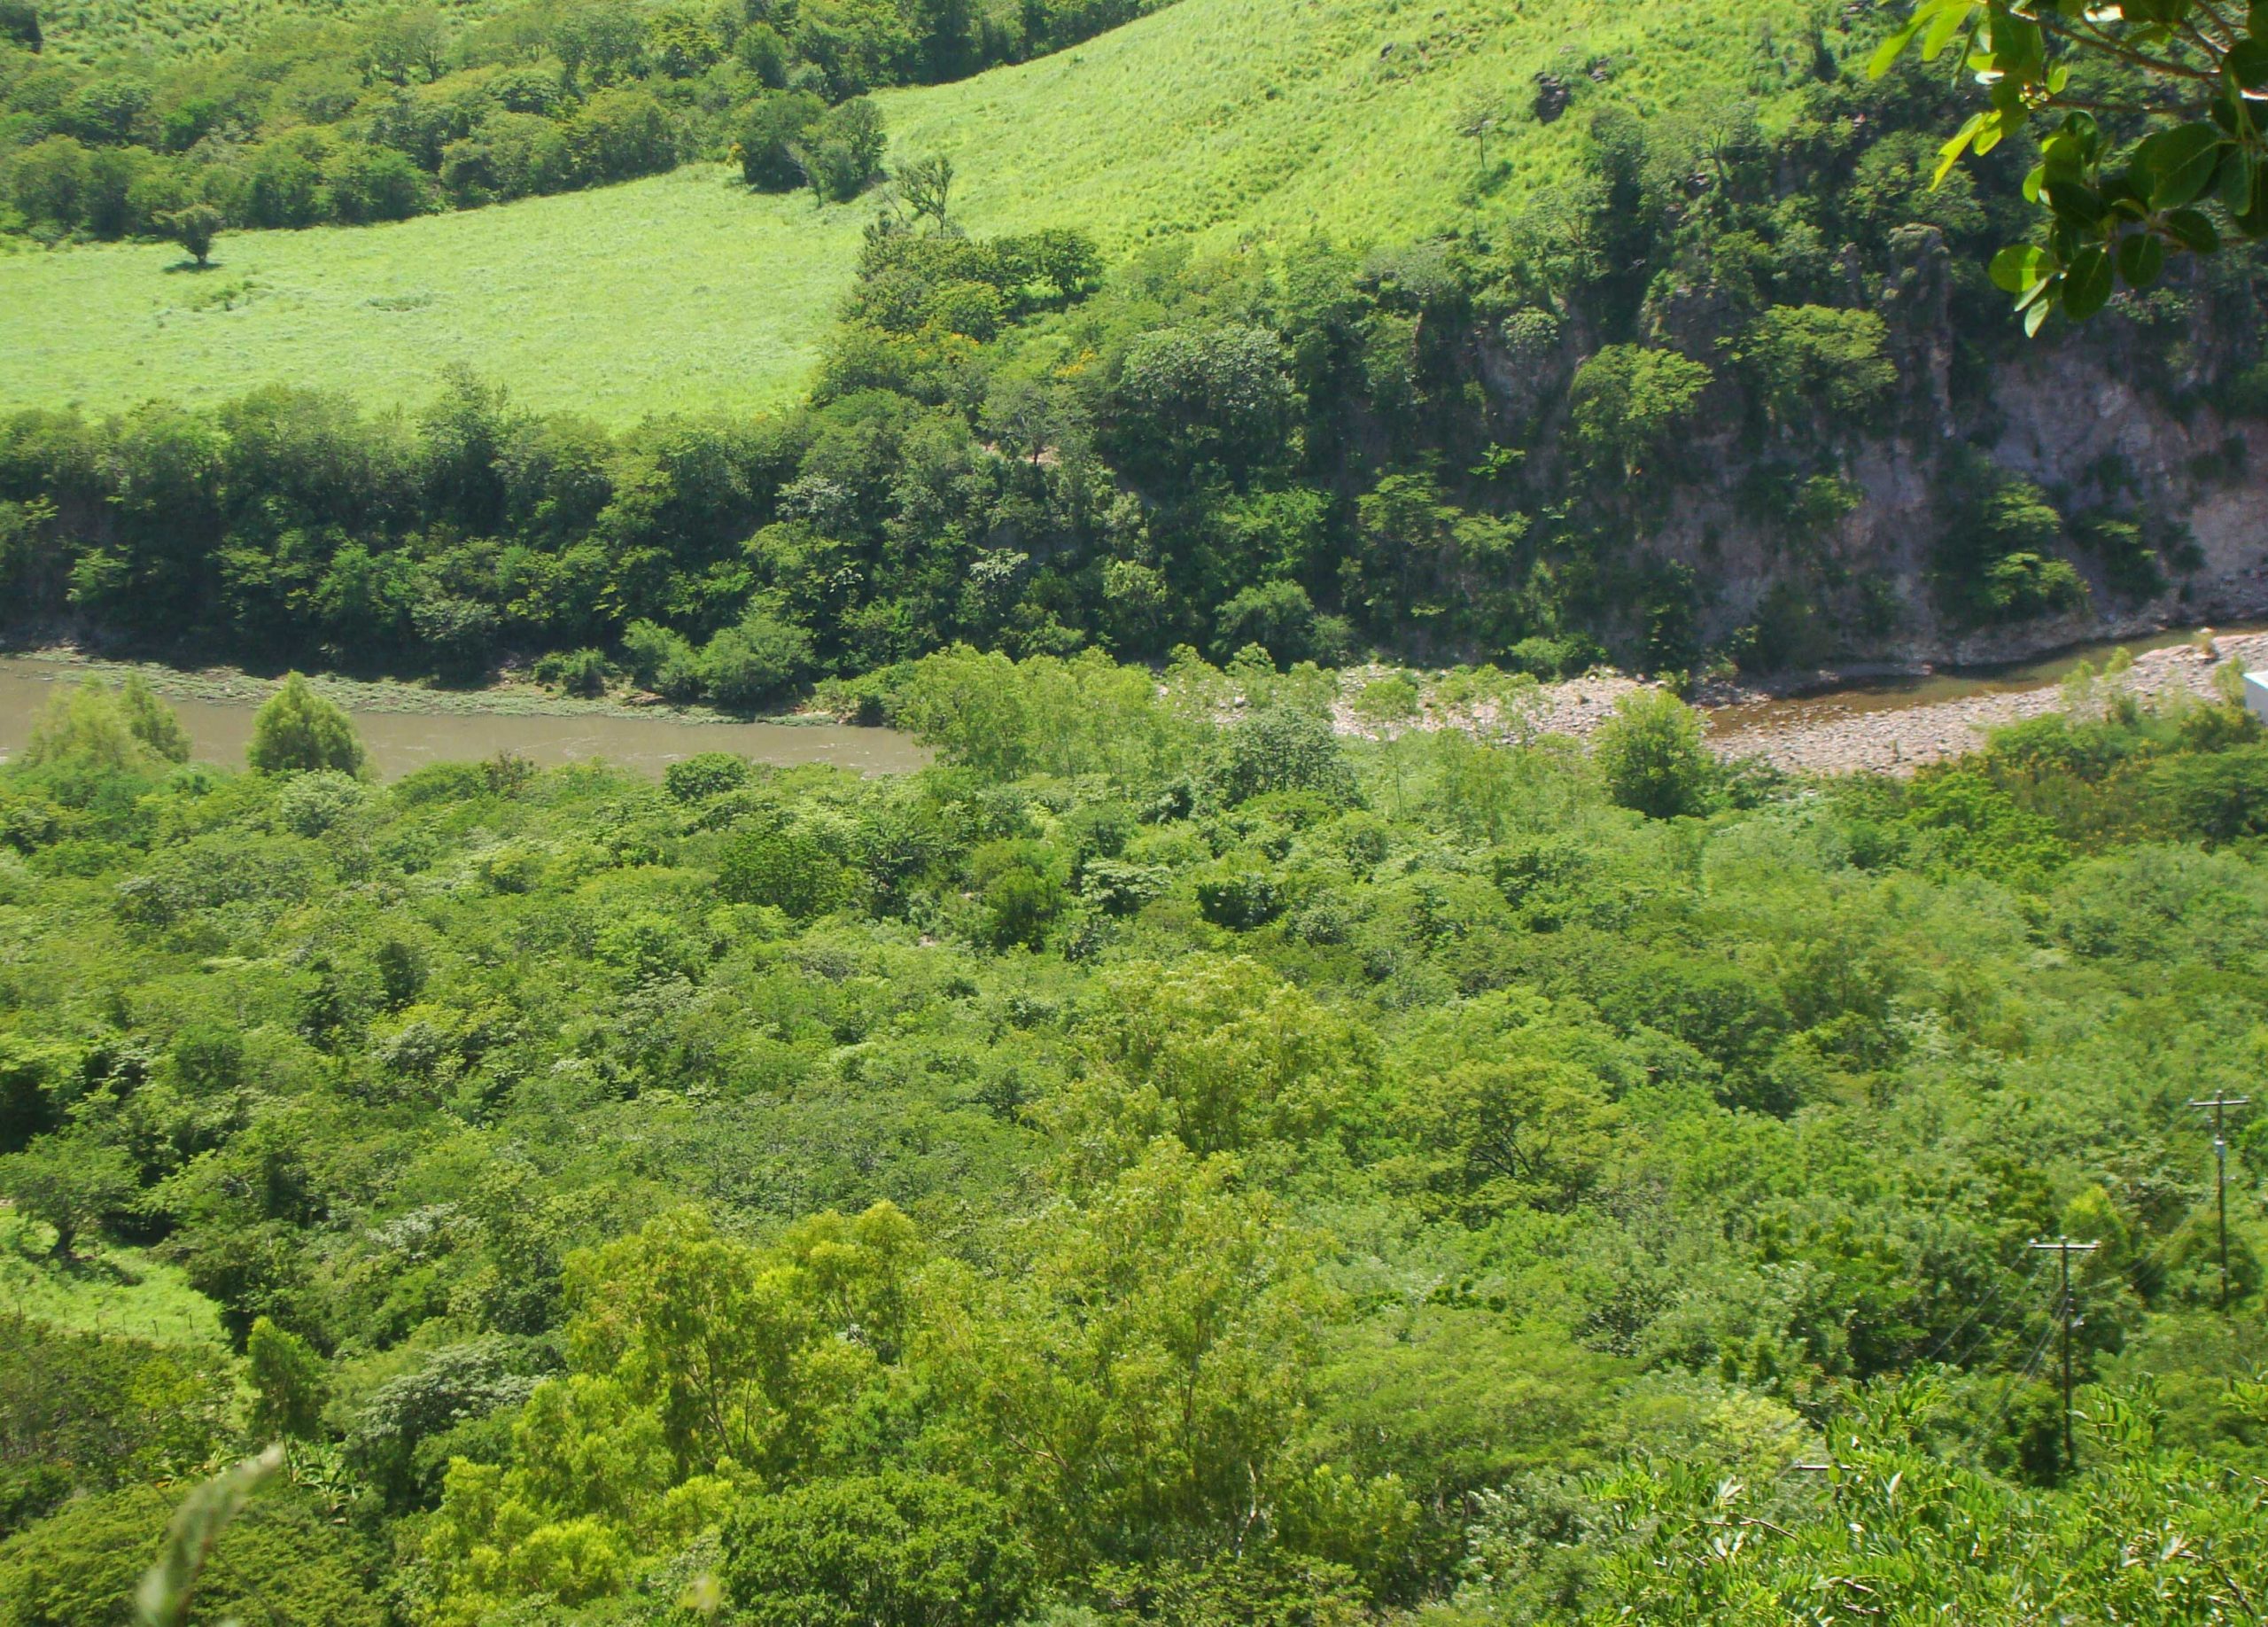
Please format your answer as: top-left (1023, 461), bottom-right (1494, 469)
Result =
top-left (1, 658), bottom-right (2265, 1623)
top-left (0, 0), bottom-right (1822, 418)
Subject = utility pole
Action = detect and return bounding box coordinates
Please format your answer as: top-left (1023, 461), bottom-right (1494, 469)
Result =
top-left (2028, 1237), bottom-right (2099, 1472)
top-left (2187, 1094), bottom-right (2250, 1310)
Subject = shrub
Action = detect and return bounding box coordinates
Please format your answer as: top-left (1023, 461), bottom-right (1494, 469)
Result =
top-left (701, 611), bottom-right (814, 711)
top-left (1591, 690), bottom-right (1713, 819)
top-left (718, 823), bottom-right (853, 917)
top-left (246, 674), bottom-right (367, 776)
top-left (664, 751), bottom-right (754, 802)
top-left (721, 1472), bottom-right (1036, 1627)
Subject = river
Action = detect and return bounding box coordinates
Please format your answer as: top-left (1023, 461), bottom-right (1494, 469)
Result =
top-left (0, 658), bottom-right (929, 779)
top-left (1702, 623), bottom-right (2263, 743)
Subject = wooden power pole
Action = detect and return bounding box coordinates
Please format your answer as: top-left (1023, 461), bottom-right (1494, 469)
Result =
top-left (2027, 1237), bottom-right (2098, 1472)
top-left (2187, 1094), bottom-right (2250, 1310)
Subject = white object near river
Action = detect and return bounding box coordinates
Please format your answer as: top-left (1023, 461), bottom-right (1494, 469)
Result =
top-left (2247, 671), bottom-right (2268, 726)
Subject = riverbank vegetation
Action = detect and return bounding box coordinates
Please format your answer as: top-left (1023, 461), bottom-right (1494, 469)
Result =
top-left (7, 0), bottom-right (2265, 688)
top-left (0, 656), bottom-right (2264, 1622)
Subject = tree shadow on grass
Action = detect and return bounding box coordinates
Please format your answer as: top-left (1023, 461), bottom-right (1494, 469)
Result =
top-left (162, 258), bottom-right (221, 273)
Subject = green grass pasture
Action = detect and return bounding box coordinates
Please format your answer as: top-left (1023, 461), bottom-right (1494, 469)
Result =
top-left (1, 0), bottom-right (1816, 422)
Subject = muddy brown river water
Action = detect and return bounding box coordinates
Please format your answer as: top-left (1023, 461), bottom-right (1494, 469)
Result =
top-left (0, 658), bottom-right (928, 779)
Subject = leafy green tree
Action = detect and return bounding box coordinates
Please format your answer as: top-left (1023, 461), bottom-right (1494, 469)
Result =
top-left (246, 673), bottom-right (366, 776)
top-left (1046, 955), bottom-right (1377, 1172)
top-left (929, 1140), bottom-right (1400, 1574)
top-left (1591, 689), bottom-right (1714, 819)
top-left (0, 1133), bottom-right (134, 1256)
top-left (1569, 345), bottom-right (1713, 479)
top-left (245, 1318), bottom-right (328, 1441)
top-left (720, 1472), bottom-right (1035, 1627)
top-left (718, 822), bottom-right (854, 917)
top-left (1737, 306), bottom-right (1897, 427)
top-left (116, 676), bottom-right (190, 763)
top-left (1407, 1057), bottom-right (1624, 1219)
top-left (21, 680), bottom-right (167, 778)
top-left (737, 90), bottom-right (827, 190)
top-left (663, 751), bottom-right (754, 802)
top-left (1211, 580), bottom-right (1324, 666)
top-left (896, 152), bottom-right (955, 230)
top-left (1214, 705), bottom-right (1355, 806)
top-left (0, 1475), bottom-right (382, 1627)
top-left (700, 609), bottom-right (814, 710)
top-left (622, 619), bottom-right (704, 703)
top-left (0, 1), bottom-right (38, 51)
top-left (1115, 325), bottom-right (1299, 478)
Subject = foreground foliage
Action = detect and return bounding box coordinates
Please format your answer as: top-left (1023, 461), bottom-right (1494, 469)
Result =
top-left (0, 657), bottom-right (2264, 1623)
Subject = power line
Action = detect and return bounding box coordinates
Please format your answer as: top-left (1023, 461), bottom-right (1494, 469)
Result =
top-left (1975, 1318), bottom-right (2059, 1453)
top-left (1922, 1252), bottom-right (2050, 1370)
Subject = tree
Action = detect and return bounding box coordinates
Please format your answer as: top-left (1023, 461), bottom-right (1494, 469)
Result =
top-left (721, 1473), bottom-right (1035, 1627)
top-left (246, 673), bottom-right (367, 776)
top-left (0, 0), bottom-right (38, 51)
top-left (796, 97), bottom-right (888, 203)
top-left (737, 90), bottom-right (826, 190)
top-left (897, 152), bottom-right (954, 230)
top-left (0, 1133), bottom-right (134, 1255)
top-left (1115, 325), bottom-right (1299, 478)
top-left (718, 822), bottom-right (853, 917)
top-left (22, 680), bottom-right (167, 777)
top-left (1872, 0), bottom-right (2268, 327)
top-left (1456, 99), bottom-right (1500, 174)
top-left (168, 204), bottom-right (222, 268)
top-left (245, 1319), bottom-right (328, 1441)
top-left (700, 610), bottom-right (813, 710)
top-left (117, 675), bottom-right (190, 763)
top-left (1567, 345), bottom-right (1712, 479)
top-left (1591, 689), bottom-right (1713, 819)
top-left (1737, 306), bottom-right (1898, 427)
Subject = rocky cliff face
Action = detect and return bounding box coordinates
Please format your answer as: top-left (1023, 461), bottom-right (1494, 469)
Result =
top-left (1469, 229), bottom-right (2268, 673)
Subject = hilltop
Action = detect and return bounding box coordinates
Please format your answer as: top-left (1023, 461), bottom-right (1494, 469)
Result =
top-left (0, 0), bottom-right (1821, 422)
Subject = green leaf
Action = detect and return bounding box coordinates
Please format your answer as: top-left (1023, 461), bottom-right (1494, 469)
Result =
top-left (2023, 291), bottom-right (2052, 337)
top-left (2045, 180), bottom-right (2108, 228)
top-left (2133, 124), bottom-right (2225, 210)
top-left (2062, 245), bottom-right (2115, 319)
top-left (2165, 207), bottom-right (2221, 253)
top-left (2229, 39), bottom-right (2268, 89)
top-left (1920, 0), bottom-right (1974, 61)
top-left (137, 1447), bottom-right (285, 1627)
top-left (1988, 244), bottom-right (2045, 293)
top-left (2115, 232), bottom-right (2166, 288)
top-left (1867, 15), bottom-right (1926, 79)
top-left (1933, 113), bottom-right (1985, 187)
top-left (2220, 146), bottom-right (2258, 216)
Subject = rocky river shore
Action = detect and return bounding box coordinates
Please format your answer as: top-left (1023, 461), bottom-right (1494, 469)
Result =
top-left (1331, 632), bottom-right (2268, 778)
top-left (1699, 631), bottom-right (2268, 776)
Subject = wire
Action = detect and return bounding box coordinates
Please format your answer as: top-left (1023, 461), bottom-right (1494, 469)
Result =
top-left (1976, 1319), bottom-right (2059, 1449)
top-left (1917, 1256), bottom-right (2047, 1370)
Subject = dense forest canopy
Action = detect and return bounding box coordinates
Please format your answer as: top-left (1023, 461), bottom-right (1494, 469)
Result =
top-left (4, 0), bottom-right (2268, 1621)
top-left (1, 654), bottom-right (2265, 1623)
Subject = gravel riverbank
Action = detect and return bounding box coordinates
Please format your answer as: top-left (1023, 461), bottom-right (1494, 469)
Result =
top-left (1329, 633), bottom-right (2268, 778)
top-left (1700, 632), bottom-right (2268, 776)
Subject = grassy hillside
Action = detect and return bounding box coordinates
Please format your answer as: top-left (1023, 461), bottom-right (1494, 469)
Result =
top-left (1, 0), bottom-right (1821, 423)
